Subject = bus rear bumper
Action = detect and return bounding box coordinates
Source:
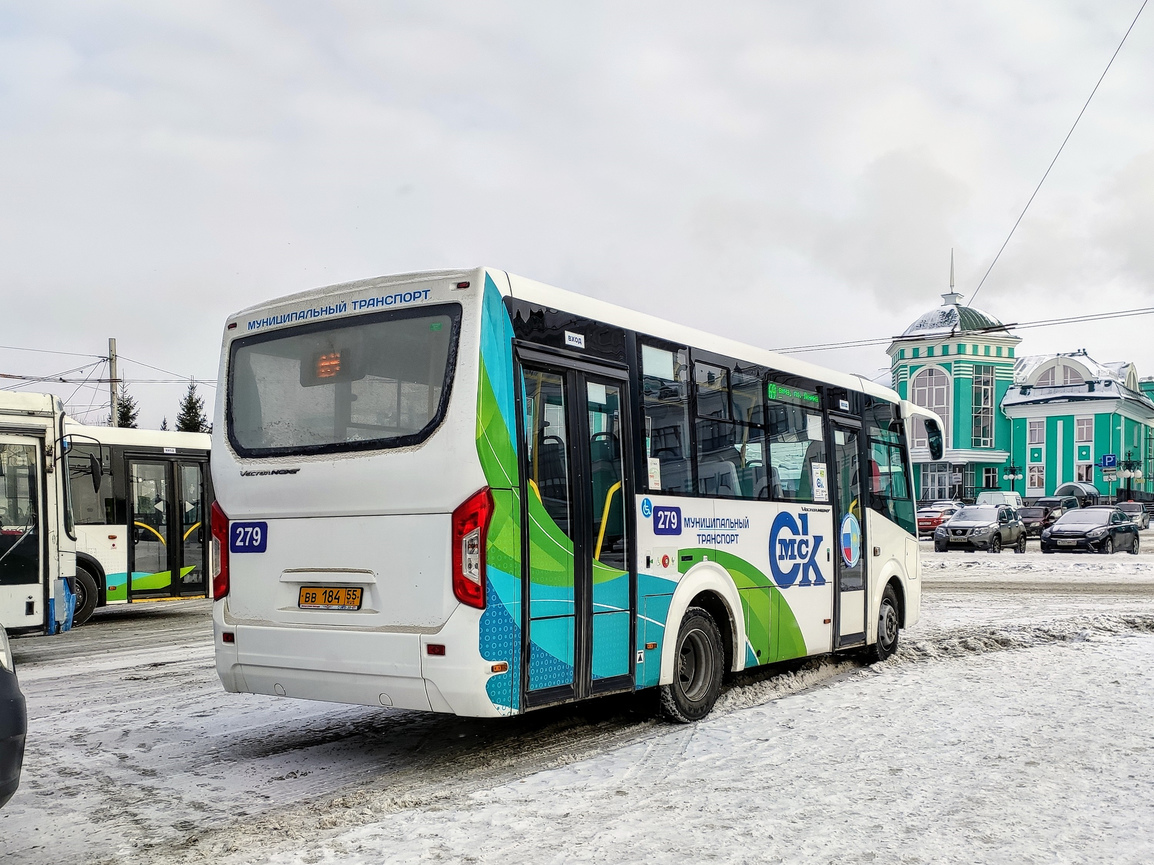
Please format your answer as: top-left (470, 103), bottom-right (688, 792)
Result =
top-left (212, 603), bottom-right (509, 718)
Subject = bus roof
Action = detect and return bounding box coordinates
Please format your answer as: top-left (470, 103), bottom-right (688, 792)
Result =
top-left (0, 391), bottom-right (63, 419)
top-left (64, 420), bottom-right (211, 450)
top-left (225, 266), bottom-right (901, 406)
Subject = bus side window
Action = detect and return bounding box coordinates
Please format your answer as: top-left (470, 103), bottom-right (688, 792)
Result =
top-left (67, 444), bottom-right (114, 527)
top-left (692, 363), bottom-right (768, 500)
top-left (765, 399), bottom-right (826, 503)
top-left (641, 344), bottom-right (692, 494)
top-left (869, 439), bottom-right (916, 535)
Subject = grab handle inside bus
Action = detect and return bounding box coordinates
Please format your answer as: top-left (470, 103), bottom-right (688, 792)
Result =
top-left (925, 418), bottom-right (944, 461)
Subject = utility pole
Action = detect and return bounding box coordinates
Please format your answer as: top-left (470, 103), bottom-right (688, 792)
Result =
top-left (109, 338), bottom-right (119, 427)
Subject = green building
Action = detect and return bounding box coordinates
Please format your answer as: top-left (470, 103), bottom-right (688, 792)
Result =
top-left (1002, 351), bottom-right (1154, 501)
top-left (888, 290), bottom-right (1020, 501)
top-left (889, 290), bottom-right (1154, 503)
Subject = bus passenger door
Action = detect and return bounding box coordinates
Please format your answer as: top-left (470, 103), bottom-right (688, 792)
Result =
top-left (0, 436), bottom-right (44, 629)
top-left (518, 356), bottom-right (633, 708)
top-left (128, 460), bottom-right (176, 600)
top-left (177, 462), bottom-right (208, 596)
top-left (830, 421), bottom-right (867, 647)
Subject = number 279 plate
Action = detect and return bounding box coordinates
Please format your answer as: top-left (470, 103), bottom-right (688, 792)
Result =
top-left (298, 586), bottom-right (363, 611)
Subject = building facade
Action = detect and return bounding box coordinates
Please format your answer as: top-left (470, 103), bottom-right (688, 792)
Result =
top-left (1002, 351), bottom-right (1154, 501)
top-left (888, 293), bottom-right (1154, 503)
top-left (888, 291), bottom-right (1020, 502)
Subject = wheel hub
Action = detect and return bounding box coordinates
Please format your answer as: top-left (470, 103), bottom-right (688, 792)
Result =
top-left (678, 628), bottom-right (714, 702)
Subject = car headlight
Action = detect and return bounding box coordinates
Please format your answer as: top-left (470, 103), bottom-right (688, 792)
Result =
top-left (935, 527), bottom-right (947, 537)
top-left (1088, 528), bottom-right (1108, 538)
top-left (1041, 528), bottom-right (1051, 539)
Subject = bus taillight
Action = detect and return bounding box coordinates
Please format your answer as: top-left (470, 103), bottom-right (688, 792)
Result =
top-left (451, 487), bottom-right (493, 609)
top-left (210, 501), bottom-right (230, 600)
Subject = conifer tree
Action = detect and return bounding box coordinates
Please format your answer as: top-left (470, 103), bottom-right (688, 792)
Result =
top-left (176, 381), bottom-right (209, 433)
top-left (113, 383), bottom-right (140, 428)
top-left (160, 416), bottom-right (169, 431)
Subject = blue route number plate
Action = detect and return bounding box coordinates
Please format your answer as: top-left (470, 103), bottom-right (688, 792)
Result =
top-left (229, 521), bottom-right (268, 553)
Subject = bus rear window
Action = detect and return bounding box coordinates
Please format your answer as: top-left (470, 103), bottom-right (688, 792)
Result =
top-left (227, 304), bottom-right (461, 457)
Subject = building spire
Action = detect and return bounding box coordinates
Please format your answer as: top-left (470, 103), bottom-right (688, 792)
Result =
top-left (941, 248), bottom-right (963, 306)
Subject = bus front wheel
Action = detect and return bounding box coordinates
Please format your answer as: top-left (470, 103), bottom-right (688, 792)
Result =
top-left (659, 607), bottom-right (724, 723)
top-left (71, 565), bottom-right (99, 626)
top-left (867, 585), bottom-right (900, 663)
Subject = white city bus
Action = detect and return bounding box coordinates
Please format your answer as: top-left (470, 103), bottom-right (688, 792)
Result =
top-left (0, 393), bottom-right (76, 634)
top-left (211, 268), bottom-right (943, 721)
top-left (64, 422), bottom-right (212, 625)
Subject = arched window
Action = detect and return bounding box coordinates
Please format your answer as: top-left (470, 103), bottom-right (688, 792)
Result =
top-left (1038, 363), bottom-right (1085, 387)
top-left (911, 367), bottom-right (950, 448)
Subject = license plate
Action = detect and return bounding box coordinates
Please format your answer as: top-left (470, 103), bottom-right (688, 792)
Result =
top-left (298, 586), bottom-right (363, 610)
top-left (1057, 539), bottom-right (1077, 546)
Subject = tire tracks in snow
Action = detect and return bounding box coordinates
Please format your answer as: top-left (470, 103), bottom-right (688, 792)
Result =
top-left (87, 614), bottom-right (1154, 865)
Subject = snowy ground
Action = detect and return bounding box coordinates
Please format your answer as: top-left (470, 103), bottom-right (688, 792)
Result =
top-left (3, 547), bottom-right (1154, 864)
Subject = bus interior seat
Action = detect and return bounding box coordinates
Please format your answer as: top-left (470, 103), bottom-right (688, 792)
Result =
top-left (535, 437), bottom-right (570, 530)
top-left (698, 460), bottom-right (739, 497)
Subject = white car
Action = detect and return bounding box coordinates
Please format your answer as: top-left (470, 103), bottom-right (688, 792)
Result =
top-left (1117, 502), bottom-right (1150, 530)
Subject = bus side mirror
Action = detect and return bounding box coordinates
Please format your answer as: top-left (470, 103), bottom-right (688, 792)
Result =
top-left (925, 418), bottom-right (944, 461)
top-left (89, 453), bottom-right (102, 494)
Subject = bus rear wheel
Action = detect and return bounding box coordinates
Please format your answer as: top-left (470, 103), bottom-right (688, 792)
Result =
top-left (71, 565), bottom-right (99, 626)
top-left (659, 607), bottom-right (724, 723)
top-left (867, 585), bottom-right (900, 663)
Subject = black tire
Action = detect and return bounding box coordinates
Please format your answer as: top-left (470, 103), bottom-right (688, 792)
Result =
top-left (1130, 534), bottom-right (1140, 555)
top-left (989, 534), bottom-right (1002, 554)
top-left (1015, 533), bottom-right (1027, 554)
top-left (867, 585), bottom-right (901, 662)
top-left (934, 541), bottom-right (947, 553)
top-left (1101, 537), bottom-right (1114, 555)
top-left (71, 565), bottom-right (99, 626)
top-left (659, 607), bottom-right (724, 723)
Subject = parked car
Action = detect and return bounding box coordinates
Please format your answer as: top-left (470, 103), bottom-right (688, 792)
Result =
top-left (917, 504), bottom-right (961, 537)
top-left (927, 498), bottom-right (964, 512)
top-left (1040, 505), bottom-right (1140, 554)
top-left (1019, 496), bottom-right (1079, 535)
top-left (1117, 501), bottom-right (1151, 530)
top-left (1034, 495), bottom-right (1079, 518)
top-left (0, 629), bottom-right (26, 809)
top-left (1018, 505), bottom-right (1056, 536)
top-left (976, 490), bottom-right (1024, 510)
top-left (934, 504), bottom-right (1027, 553)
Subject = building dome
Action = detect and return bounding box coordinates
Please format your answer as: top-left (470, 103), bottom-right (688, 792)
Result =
top-left (900, 291), bottom-right (1009, 338)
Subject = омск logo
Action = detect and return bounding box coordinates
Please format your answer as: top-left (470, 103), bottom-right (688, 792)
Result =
top-left (769, 512), bottom-right (826, 588)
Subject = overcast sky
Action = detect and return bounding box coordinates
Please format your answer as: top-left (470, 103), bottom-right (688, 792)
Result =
top-left (2, 1), bottom-right (1153, 428)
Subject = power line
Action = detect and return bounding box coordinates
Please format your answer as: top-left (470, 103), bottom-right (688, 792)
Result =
top-left (0, 344), bottom-right (104, 360)
top-left (772, 304), bottom-right (1154, 354)
top-left (0, 372), bottom-right (217, 385)
top-left (118, 354), bottom-right (215, 384)
top-left (968, 0), bottom-right (1148, 305)
top-left (0, 361), bottom-right (106, 390)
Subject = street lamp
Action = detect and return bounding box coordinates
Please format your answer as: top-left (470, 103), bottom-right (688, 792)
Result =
top-left (1118, 450), bottom-right (1143, 501)
top-left (1003, 464), bottom-right (1023, 496)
